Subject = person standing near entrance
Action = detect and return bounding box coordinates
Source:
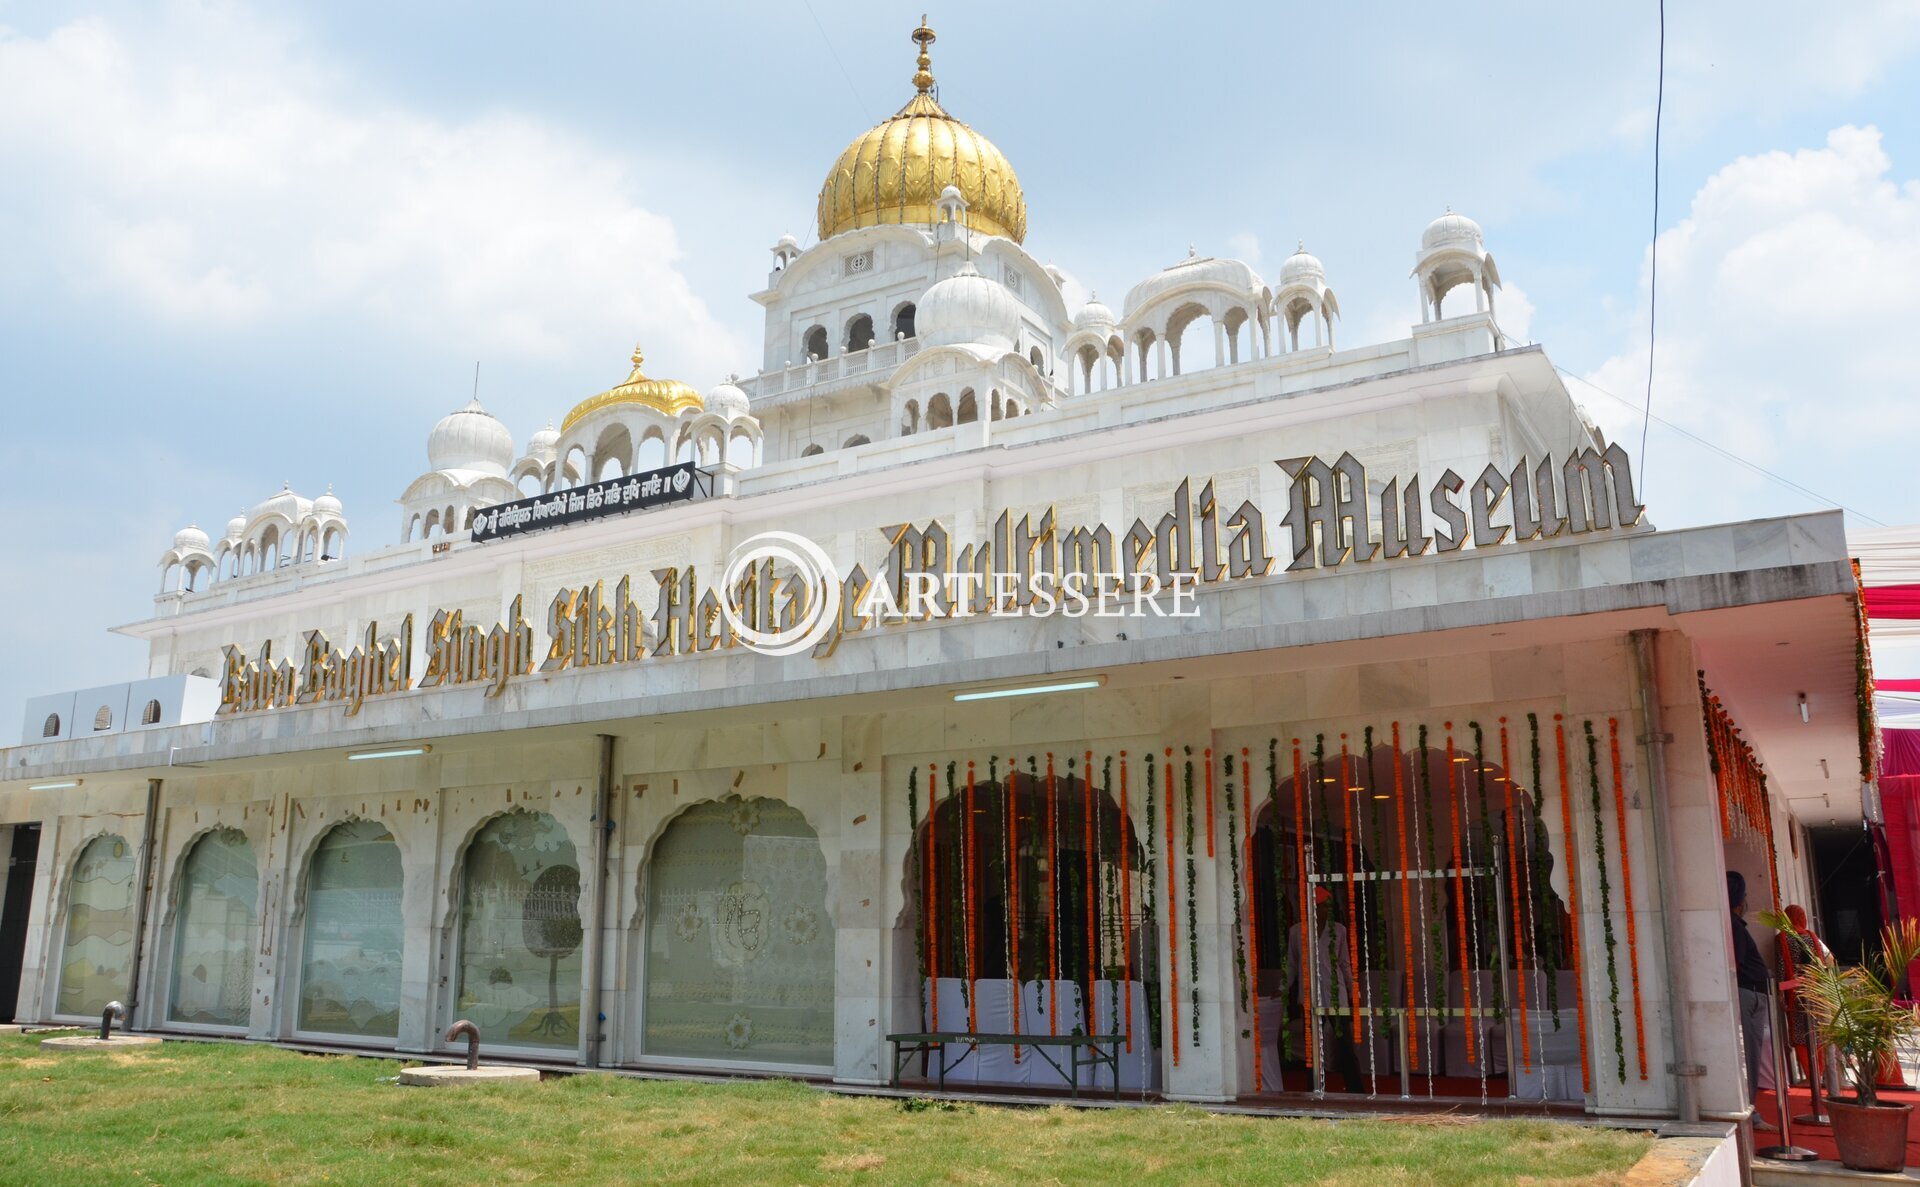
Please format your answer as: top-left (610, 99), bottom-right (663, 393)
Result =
top-left (1287, 886), bottom-right (1363, 1094)
top-left (1728, 871), bottom-right (1780, 1131)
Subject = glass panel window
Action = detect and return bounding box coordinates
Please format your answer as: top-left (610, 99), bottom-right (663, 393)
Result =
top-left (298, 820), bottom-right (404, 1039)
top-left (455, 811), bottom-right (581, 1049)
top-left (168, 829), bottom-right (258, 1027)
top-left (645, 797), bottom-right (834, 1067)
top-left (56, 835), bottom-right (136, 1017)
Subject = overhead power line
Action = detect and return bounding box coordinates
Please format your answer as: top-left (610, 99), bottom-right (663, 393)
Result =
top-left (1556, 366), bottom-right (1887, 528)
top-left (1641, 0), bottom-right (1666, 488)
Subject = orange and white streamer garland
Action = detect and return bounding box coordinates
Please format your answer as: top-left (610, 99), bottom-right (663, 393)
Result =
top-left (1046, 752), bottom-right (1059, 1034)
top-left (1340, 735), bottom-right (1361, 1028)
top-left (927, 761), bottom-right (940, 1032)
top-left (1292, 738), bottom-right (1312, 1070)
top-left (1607, 719), bottom-right (1648, 1081)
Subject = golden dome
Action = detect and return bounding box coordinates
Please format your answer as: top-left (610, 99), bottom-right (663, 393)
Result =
top-left (562, 347), bottom-right (702, 430)
top-left (815, 21), bottom-right (1026, 244)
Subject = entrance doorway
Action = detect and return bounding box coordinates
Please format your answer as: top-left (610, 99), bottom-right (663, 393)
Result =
top-left (0, 824), bottom-right (42, 1021)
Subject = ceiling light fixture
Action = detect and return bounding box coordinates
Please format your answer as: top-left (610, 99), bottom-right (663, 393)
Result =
top-left (1798, 693), bottom-right (1810, 724)
top-left (347, 745), bottom-right (432, 762)
top-left (28, 779), bottom-right (82, 791)
top-left (952, 677), bottom-right (1105, 703)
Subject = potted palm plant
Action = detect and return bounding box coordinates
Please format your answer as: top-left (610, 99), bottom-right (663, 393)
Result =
top-left (1761, 911), bottom-right (1920, 1172)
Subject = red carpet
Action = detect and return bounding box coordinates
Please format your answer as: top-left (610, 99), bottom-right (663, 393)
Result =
top-left (1756, 1082), bottom-right (1920, 1169)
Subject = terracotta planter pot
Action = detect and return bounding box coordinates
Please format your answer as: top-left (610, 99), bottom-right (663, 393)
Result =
top-left (1826, 1098), bottom-right (1913, 1173)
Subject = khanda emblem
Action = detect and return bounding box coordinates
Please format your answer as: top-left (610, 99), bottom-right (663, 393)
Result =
top-left (714, 880), bottom-right (770, 966)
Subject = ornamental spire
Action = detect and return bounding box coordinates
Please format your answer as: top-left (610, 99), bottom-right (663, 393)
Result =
top-left (911, 17), bottom-right (936, 94)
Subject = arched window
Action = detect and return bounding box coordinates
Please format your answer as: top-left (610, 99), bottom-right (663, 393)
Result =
top-left (957, 389), bottom-right (978, 424)
top-left (843, 434), bottom-right (871, 449)
top-left (893, 303), bottom-right (916, 340)
top-left (990, 391), bottom-right (1003, 421)
top-left (802, 326), bottom-right (829, 361)
top-left (92, 705), bottom-right (112, 732)
top-left (299, 820), bottom-right (404, 1039)
top-left (168, 828), bottom-right (258, 1028)
top-left (141, 699), bottom-right (162, 725)
top-left (926, 393), bottom-right (953, 429)
top-left (55, 835), bottom-right (135, 1017)
top-left (899, 398), bottom-right (920, 436)
top-left (846, 314), bottom-right (875, 353)
top-left (42, 713), bottom-right (60, 738)
top-left (645, 797), bottom-right (834, 1067)
top-left (801, 444), bottom-right (825, 457)
top-left (455, 811), bottom-right (581, 1049)
top-left (1029, 346), bottom-right (1044, 372)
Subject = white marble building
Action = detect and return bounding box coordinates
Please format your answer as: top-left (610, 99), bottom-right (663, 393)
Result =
top-left (0, 21), bottom-right (1868, 1136)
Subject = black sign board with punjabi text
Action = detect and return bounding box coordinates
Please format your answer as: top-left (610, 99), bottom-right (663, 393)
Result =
top-left (469, 462), bottom-right (708, 543)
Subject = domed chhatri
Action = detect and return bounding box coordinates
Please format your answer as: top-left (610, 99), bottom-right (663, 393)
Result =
top-left (705, 377), bottom-right (751, 418)
top-left (915, 261), bottom-right (1021, 350)
top-left (816, 20), bottom-right (1026, 244)
top-left (427, 398), bottom-right (514, 476)
top-left (562, 346), bottom-right (703, 431)
top-left (1422, 208), bottom-right (1485, 251)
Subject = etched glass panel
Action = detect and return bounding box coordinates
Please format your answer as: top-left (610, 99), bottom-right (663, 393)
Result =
top-left (168, 829), bottom-right (258, 1027)
top-left (298, 820), bottom-right (404, 1039)
top-left (55, 835), bottom-right (136, 1017)
top-left (455, 811), bottom-right (581, 1049)
top-left (644, 797), bottom-right (834, 1066)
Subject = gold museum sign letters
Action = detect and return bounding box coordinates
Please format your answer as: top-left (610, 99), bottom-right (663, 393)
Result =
top-left (217, 447), bottom-right (1643, 717)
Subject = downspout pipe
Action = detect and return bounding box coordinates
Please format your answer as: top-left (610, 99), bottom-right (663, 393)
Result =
top-left (1632, 629), bottom-right (1700, 1123)
top-left (585, 734), bottom-right (615, 1068)
top-left (126, 777), bottom-right (163, 1023)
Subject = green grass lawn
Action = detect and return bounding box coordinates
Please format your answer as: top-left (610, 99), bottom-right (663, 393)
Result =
top-left (0, 1034), bottom-right (1651, 1186)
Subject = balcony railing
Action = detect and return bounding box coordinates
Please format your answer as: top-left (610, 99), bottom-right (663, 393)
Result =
top-left (738, 336), bottom-right (922, 408)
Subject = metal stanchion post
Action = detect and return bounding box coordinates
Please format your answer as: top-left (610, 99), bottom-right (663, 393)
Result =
top-left (1756, 983), bottom-right (1820, 1163)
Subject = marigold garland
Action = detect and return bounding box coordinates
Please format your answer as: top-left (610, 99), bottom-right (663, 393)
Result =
top-left (1118, 752), bottom-right (1135, 1053)
top-left (1529, 714), bottom-right (1562, 1028)
top-left (1417, 724), bottom-right (1444, 1024)
top-left (1164, 747), bottom-right (1180, 1063)
top-left (1292, 738), bottom-right (1311, 1069)
top-left (1002, 756), bottom-right (1021, 1061)
top-left (1471, 722), bottom-right (1503, 1020)
top-left (1084, 750), bottom-right (1098, 1036)
top-left (1271, 738), bottom-right (1292, 1064)
top-left (1224, 751), bottom-right (1248, 1013)
top-left (1444, 724), bottom-right (1475, 1065)
top-left (1243, 744), bottom-right (1264, 1092)
top-left (1046, 752), bottom-right (1059, 1031)
top-left (1339, 734), bottom-right (1361, 1029)
top-left (1554, 716), bottom-right (1592, 1094)
top-left (927, 761), bottom-right (941, 1032)
top-left (1607, 719), bottom-right (1648, 1081)
top-left (1583, 721), bottom-right (1625, 1083)
top-left (1182, 745), bottom-right (1201, 1042)
top-left (1498, 718), bottom-right (1532, 1072)
top-left (1391, 721), bottom-right (1418, 1072)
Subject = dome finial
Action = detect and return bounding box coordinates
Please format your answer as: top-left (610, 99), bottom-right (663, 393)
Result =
top-left (630, 344), bottom-right (646, 371)
top-left (911, 17), bottom-right (936, 94)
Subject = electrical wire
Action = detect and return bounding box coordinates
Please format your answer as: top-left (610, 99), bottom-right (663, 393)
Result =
top-left (1641, 0), bottom-right (1665, 487)
top-left (801, 0), bottom-right (866, 119)
top-left (1555, 366), bottom-right (1887, 528)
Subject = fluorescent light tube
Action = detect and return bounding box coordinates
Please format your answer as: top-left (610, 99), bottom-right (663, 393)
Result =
top-left (347, 745), bottom-right (431, 761)
top-left (952, 678), bottom-right (1104, 703)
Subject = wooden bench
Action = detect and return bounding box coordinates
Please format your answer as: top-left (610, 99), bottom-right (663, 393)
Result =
top-left (885, 1031), bottom-right (1127, 1099)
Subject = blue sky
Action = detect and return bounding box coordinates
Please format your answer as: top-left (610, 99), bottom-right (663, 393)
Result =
top-left (3, 1), bottom-right (1919, 743)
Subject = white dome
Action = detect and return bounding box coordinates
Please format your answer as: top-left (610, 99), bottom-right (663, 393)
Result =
top-left (705, 379), bottom-right (750, 418)
top-left (427, 398), bottom-right (513, 476)
top-left (525, 422), bottom-right (560, 461)
top-left (916, 262), bottom-right (1020, 350)
top-left (1421, 210), bottom-right (1484, 252)
top-left (775, 233), bottom-right (800, 251)
top-left (313, 486), bottom-right (343, 516)
top-left (172, 524), bottom-right (210, 552)
top-left (1073, 293), bottom-right (1118, 331)
top-left (1279, 244), bottom-right (1326, 286)
top-left (250, 483), bottom-right (308, 525)
top-left (1123, 253), bottom-right (1265, 318)
top-left (225, 513), bottom-right (246, 540)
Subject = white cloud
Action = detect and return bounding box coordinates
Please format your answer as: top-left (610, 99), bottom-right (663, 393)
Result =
top-left (0, 6), bottom-right (744, 373)
top-left (1583, 126), bottom-right (1920, 527)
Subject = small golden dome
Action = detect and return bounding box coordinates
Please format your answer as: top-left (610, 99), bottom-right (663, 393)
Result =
top-left (816, 20), bottom-right (1026, 244)
top-left (562, 346), bottom-right (702, 431)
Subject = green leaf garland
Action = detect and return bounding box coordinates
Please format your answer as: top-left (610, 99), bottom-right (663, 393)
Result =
top-left (1225, 752), bottom-right (1248, 1013)
top-left (1585, 720), bottom-right (1626, 1082)
top-left (1182, 745), bottom-right (1200, 1042)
